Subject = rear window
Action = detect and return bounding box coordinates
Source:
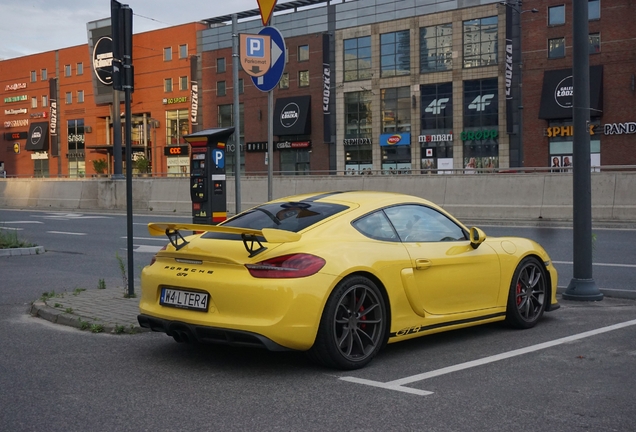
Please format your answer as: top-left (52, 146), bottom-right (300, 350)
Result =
top-left (203, 201), bottom-right (349, 239)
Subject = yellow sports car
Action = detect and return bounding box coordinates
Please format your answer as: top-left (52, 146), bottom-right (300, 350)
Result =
top-left (138, 191), bottom-right (559, 370)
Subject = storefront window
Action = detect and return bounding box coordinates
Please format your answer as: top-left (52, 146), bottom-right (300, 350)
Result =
top-left (218, 104), bottom-right (244, 176)
top-left (280, 149), bottom-right (310, 175)
top-left (547, 120), bottom-right (601, 171)
top-left (344, 91), bottom-right (372, 174)
top-left (420, 24), bottom-right (453, 73)
top-left (463, 16), bottom-right (498, 68)
top-left (166, 110), bottom-right (189, 176)
top-left (67, 119), bottom-right (85, 178)
top-left (420, 83), bottom-right (454, 173)
top-left (462, 78), bottom-right (499, 172)
top-left (381, 87), bottom-right (411, 133)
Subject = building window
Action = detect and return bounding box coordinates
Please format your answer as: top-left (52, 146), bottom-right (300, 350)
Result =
top-left (31, 70), bottom-right (37, 82)
top-left (463, 16), bottom-right (498, 68)
top-left (343, 36), bottom-right (372, 82)
top-left (381, 87), bottom-right (411, 133)
top-left (217, 81), bottom-right (226, 96)
top-left (42, 95), bottom-right (48, 107)
top-left (77, 62), bottom-right (83, 75)
top-left (299, 71), bottom-right (309, 87)
top-left (298, 44), bottom-right (309, 61)
top-left (67, 119), bottom-right (86, 178)
top-left (589, 33), bottom-right (600, 54)
top-left (463, 78), bottom-right (499, 171)
top-left (548, 37), bottom-right (565, 58)
top-left (344, 91), bottom-right (373, 175)
top-left (164, 78), bottom-right (173, 92)
top-left (217, 57), bottom-right (226, 73)
top-left (279, 72), bottom-right (289, 89)
top-left (238, 78), bottom-right (244, 95)
top-left (218, 104), bottom-right (245, 176)
top-left (180, 76), bottom-right (188, 90)
top-left (31, 97), bottom-right (37, 109)
top-left (163, 47), bottom-right (172, 61)
top-left (179, 44), bottom-right (188, 59)
top-left (420, 24), bottom-right (452, 73)
top-left (380, 30), bottom-right (410, 78)
top-left (77, 90), bottom-right (84, 103)
top-left (589, 0), bottom-right (600, 20)
top-left (280, 150), bottom-right (310, 175)
top-left (65, 92), bottom-right (72, 105)
top-left (548, 5), bottom-right (565, 26)
top-left (41, 69), bottom-right (48, 80)
top-left (65, 65), bottom-right (72, 77)
top-left (420, 83), bottom-right (454, 170)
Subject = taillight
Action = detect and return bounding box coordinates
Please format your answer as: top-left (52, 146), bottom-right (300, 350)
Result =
top-left (245, 254), bottom-right (326, 278)
top-left (149, 245), bottom-right (168, 266)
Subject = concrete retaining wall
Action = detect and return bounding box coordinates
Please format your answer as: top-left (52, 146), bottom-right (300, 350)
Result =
top-left (1, 172), bottom-right (635, 222)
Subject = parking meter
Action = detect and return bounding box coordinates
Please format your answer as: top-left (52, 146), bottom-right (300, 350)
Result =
top-left (183, 127), bottom-right (235, 225)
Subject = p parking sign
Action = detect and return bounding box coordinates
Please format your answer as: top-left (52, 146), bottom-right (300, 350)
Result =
top-left (240, 33), bottom-right (271, 77)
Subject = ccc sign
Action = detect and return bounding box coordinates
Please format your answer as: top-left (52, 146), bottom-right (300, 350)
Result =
top-left (164, 145), bottom-right (189, 156)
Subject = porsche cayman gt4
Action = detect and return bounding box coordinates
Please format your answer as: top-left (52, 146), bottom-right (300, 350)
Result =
top-left (138, 191), bottom-right (559, 370)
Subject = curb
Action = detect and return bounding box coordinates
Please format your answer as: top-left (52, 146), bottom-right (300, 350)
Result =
top-left (28, 300), bottom-right (148, 335)
top-left (0, 246), bottom-right (45, 257)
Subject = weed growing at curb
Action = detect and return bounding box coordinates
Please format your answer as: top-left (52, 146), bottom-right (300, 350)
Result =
top-left (73, 288), bottom-right (86, 296)
top-left (54, 303), bottom-right (62, 308)
top-left (40, 291), bottom-right (57, 302)
top-left (114, 325), bottom-right (125, 334)
top-left (90, 324), bottom-right (104, 333)
top-left (65, 307), bottom-right (73, 314)
top-left (78, 318), bottom-right (90, 331)
top-left (0, 225), bottom-right (36, 249)
top-left (98, 278), bottom-right (106, 289)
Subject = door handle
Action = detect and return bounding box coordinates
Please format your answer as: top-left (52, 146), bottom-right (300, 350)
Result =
top-left (415, 259), bottom-right (431, 270)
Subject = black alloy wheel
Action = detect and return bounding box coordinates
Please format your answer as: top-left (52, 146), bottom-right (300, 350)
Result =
top-left (308, 276), bottom-right (387, 370)
top-left (506, 256), bottom-right (547, 329)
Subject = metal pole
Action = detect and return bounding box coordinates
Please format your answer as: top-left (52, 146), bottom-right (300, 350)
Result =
top-left (563, 0), bottom-right (602, 301)
top-left (232, 14), bottom-right (242, 214)
top-left (112, 91), bottom-right (123, 178)
top-left (268, 90), bottom-right (273, 201)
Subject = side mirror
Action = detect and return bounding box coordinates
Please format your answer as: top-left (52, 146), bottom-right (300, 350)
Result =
top-left (469, 227), bottom-right (487, 249)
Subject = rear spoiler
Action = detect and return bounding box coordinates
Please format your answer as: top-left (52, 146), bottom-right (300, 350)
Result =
top-left (147, 223), bottom-right (301, 257)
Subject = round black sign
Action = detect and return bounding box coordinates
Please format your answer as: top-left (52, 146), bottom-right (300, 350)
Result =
top-left (30, 125), bottom-right (44, 147)
top-left (280, 103), bottom-right (300, 128)
top-left (92, 36), bottom-right (113, 86)
top-left (554, 75), bottom-right (573, 109)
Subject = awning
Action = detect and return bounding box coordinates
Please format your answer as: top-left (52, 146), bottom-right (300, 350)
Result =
top-left (25, 122), bottom-right (49, 151)
top-left (273, 95), bottom-right (311, 136)
top-left (538, 65), bottom-right (603, 120)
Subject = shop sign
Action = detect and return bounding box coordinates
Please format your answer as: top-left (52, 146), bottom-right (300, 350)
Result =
top-left (49, 100), bottom-right (57, 136)
top-left (190, 82), bottom-right (198, 124)
top-left (322, 64), bottom-right (330, 114)
top-left (30, 151), bottom-right (48, 160)
top-left (68, 133), bottom-right (85, 144)
top-left (545, 125), bottom-right (596, 137)
top-left (418, 133), bottom-right (453, 143)
top-left (343, 138), bottom-right (372, 146)
top-left (164, 145), bottom-right (190, 156)
top-left (92, 36), bottom-right (113, 86)
top-left (4, 119), bottom-right (29, 128)
top-left (604, 122), bottom-right (636, 135)
top-left (246, 142), bottom-right (268, 152)
top-left (30, 112), bottom-right (48, 119)
top-left (460, 129), bottom-right (498, 141)
top-left (163, 96), bottom-right (188, 105)
top-left (4, 131), bottom-right (28, 140)
top-left (4, 95), bottom-right (28, 103)
top-left (379, 133), bottom-right (411, 147)
top-left (5, 108), bottom-right (27, 115)
top-left (5, 83), bottom-right (27, 91)
top-left (276, 140), bottom-right (311, 150)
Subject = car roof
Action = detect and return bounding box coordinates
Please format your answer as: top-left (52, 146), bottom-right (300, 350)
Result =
top-left (273, 191), bottom-right (434, 210)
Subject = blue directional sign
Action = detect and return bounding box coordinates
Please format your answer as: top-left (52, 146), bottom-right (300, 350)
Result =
top-left (251, 26), bottom-right (286, 93)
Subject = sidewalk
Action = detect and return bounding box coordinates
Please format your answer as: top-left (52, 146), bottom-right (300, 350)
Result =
top-left (29, 285), bottom-right (146, 334)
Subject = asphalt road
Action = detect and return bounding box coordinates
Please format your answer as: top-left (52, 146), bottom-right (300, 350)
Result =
top-left (1, 209), bottom-right (635, 431)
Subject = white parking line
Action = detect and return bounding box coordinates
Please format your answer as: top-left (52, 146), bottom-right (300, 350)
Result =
top-left (553, 260), bottom-right (636, 269)
top-left (46, 231), bottom-right (87, 236)
top-left (340, 319), bottom-right (636, 396)
top-left (1, 221), bottom-right (43, 224)
top-left (133, 245), bottom-right (164, 253)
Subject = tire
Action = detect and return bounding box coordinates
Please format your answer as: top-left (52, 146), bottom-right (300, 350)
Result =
top-left (505, 257), bottom-right (547, 329)
top-left (308, 276), bottom-right (387, 370)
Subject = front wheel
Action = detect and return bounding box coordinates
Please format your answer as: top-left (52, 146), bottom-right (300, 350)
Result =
top-left (308, 276), bottom-right (387, 370)
top-left (506, 257), bottom-right (547, 329)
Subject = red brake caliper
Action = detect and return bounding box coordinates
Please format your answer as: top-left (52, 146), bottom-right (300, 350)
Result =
top-left (516, 282), bottom-right (522, 306)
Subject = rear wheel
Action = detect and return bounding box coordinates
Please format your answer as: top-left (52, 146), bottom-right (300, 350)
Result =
top-left (308, 276), bottom-right (387, 370)
top-left (506, 257), bottom-right (547, 329)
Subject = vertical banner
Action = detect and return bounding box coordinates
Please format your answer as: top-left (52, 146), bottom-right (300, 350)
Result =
top-left (505, 7), bottom-right (514, 135)
top-left (190, 55), bottom-right (199, 130)
top-left (49, 78), bottom-right (59, 157)
top-left (87, 19), bottom-right (115, 105)
top-left (322, 33), bottom-right (331, 143)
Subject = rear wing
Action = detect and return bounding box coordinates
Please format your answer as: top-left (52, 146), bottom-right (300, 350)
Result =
top-left (147, 223), bottom-right (301, 257)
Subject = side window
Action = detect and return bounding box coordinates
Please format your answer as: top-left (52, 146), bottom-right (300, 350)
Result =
top-left (384, 205), bottom-right (466, 242)
top-left (352, 211), bottom-right (398, 241)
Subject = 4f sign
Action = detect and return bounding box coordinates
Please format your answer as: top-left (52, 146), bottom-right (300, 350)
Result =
top-left (240, 34), bottom-right (271, 77)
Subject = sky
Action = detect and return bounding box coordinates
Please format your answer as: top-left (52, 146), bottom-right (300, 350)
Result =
top-left (0, 0), bottom-right (299, 60)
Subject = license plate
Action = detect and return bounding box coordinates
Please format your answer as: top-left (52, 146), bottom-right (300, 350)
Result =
top-left (160, 288), bottom-right (209, 311)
